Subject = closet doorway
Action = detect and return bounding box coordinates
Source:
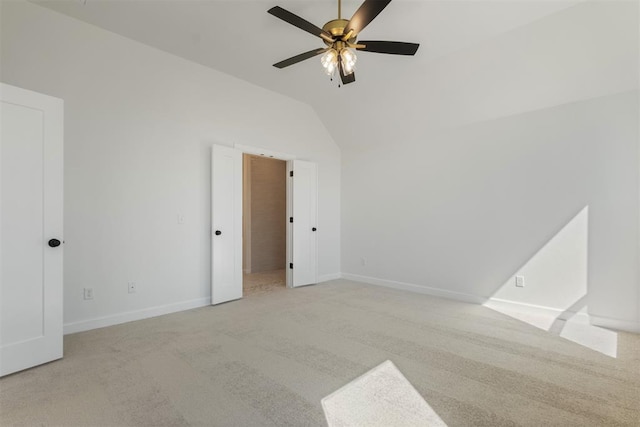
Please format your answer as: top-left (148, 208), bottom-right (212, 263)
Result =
top-left (211, 144), bottom-right (318, 305)
top-left (242, 154), bottom-right (287, 295)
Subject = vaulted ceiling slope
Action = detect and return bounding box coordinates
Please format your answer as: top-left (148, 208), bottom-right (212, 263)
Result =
top-left (34, 1), bottom-right (637, 153)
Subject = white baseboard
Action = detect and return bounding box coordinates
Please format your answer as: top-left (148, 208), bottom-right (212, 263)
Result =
top-left (589, 315), bottom-right (640, 333)
top-left (64, 297), bottom-right (211, 335)
top-left (341, 273), bottom-right (485, 305)
top-left (63, 275), bottom-right (640, 336)
top-left (486, 297), bottom-right (591, 322)
top-left (340, 273), bottom-right (639, 334)
top-left (318, 272), bottom-right (342, 283)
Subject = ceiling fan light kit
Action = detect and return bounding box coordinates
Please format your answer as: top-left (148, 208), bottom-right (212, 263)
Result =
top-left (268, 0), bottom-right (419, 85)
top-left (320, 49), bottom-right (339, 75)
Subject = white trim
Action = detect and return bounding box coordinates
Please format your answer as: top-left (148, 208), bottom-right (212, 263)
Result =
top-left (236, 144), bottom-right (299, 289)
top-left (63, 297), bottom-right (211, 335)
top-left (235, 144), bottom-right (296, 161)
top-left (590, 315), bottom-right (640, 333)
top-left (242, 153), bottom-right (252, 275)
top-left (340, 274), bottom-right (640, 333)
top-left (486, 297), bottom-right (590, 322)
top-left (341, 273), bottom-right (485, 304)
top-left (317, 272), bottom-right (342, 283)
top-left (286, 161), bottom-right (293, 288)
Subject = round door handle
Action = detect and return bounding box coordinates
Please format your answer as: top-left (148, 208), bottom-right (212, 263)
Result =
top-left (48, 238), bottom-right (61, 248)
top-left (312, 227), bottom-right (317, 232)
top-left (215, 230), bottom-right (222, 236)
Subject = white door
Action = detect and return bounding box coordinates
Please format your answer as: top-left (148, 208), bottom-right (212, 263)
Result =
top-left (211, 144), bottom-right (242, 304)
top-left (287, 160), bottom-right (318, 287)
top-left (0, 83), bottom-right (63, 377)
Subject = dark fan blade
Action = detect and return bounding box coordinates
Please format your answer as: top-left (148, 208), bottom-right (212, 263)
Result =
top-left (339, 60), bottom-right (356, 85)
top-left (273, 48), bottom-right (328, 69)
top-left (268, 6), bottom-right (334, 41)
top-left (357, 41), bottom-right (419, 55)
top-left (344, 0), bottom-right (392, 37)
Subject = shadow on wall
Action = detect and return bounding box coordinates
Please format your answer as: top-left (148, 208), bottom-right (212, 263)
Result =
top-left (342, 91), bottom-right (638, 348)
top-left (483, 206), bottom-right (618, 357)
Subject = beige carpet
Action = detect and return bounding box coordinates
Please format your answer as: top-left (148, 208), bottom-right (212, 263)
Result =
top-left (1, 279), bottom-right (639, 426)
top-left (243, 269), bottom-right (286, 296)
top-left (322, 360), bottom-right (447, 426)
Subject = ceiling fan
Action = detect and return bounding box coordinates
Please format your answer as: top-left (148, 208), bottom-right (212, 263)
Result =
top-left (268, 0), bottom-right (419, 85)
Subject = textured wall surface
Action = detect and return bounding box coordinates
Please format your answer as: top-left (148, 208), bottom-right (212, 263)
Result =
top-left (248, 155), bottom-right (286, 273)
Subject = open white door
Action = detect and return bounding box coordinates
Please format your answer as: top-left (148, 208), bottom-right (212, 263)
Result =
top-left (211, 144), bottom-right (242, 304)
top-left (287, 160), bottom-right (318, 287)
top-left (1, 84), bottom-right (63, 376)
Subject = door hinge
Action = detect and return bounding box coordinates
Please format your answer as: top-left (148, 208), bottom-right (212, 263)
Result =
top-left (289, 171), bottom-right (293, 177)
top-left (289, 217), bottom-right (293, 223)
top-left (289, 263), bottom-right (293, 269)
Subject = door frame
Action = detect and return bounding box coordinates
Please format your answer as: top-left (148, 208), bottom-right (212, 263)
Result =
top-left (235, 144), bottom-right (297, 288)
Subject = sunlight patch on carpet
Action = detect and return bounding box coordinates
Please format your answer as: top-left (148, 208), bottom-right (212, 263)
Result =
top-left (321, 360), bottom-right (447, 427)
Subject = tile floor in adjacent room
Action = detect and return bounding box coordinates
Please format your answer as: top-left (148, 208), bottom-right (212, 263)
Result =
top-left (243, 269), bottom-right (286, 296)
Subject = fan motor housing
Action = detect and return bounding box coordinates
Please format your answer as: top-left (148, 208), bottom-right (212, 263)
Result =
top-left (322, 19), bottom-right (356, 46)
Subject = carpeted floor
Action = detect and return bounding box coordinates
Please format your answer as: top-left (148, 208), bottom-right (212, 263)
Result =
top-left (1, 279), bottom-right (638, 426)
top-left (243, 269), bottom-right (286, 296)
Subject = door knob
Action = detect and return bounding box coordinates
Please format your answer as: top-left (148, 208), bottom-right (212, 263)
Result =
top-left (312, 227), bottom-right (317, 232)
top-left (48, 239), bottom-right (61, 248)
top-left (215, 230), bottom-right (222, 236)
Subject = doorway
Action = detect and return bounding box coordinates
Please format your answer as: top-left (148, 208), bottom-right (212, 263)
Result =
top-left (242, 154), bottom-right (287, 295)
top-left (211, 144), bottom-right (318, 305)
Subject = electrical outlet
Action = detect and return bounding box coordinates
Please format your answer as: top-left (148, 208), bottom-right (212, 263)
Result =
top-left (84, 288), bottom-right (94, 300)
top-left (177, 214), bottom-right (185, 224)
top-left (515, 276), bottom-right (525, 287)
top-left (361, 257), bottom-right (367, 266)
top-left (128, 282), bottom-right (137, 293)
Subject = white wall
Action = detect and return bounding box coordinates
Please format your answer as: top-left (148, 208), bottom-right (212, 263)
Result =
top-left (2, 0), bottom-right (637, 333)
top-left (321, 1), bottom-right (639, 155)
top-left (0, 0), bottom-right (341, 332)
top-left (342, 2), bottom-right (640, 331)
top-left (343, 91), bottom-right (639, 330)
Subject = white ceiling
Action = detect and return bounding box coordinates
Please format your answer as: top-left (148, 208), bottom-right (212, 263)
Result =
top-left (33, 0), bottom-right (583, 150)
